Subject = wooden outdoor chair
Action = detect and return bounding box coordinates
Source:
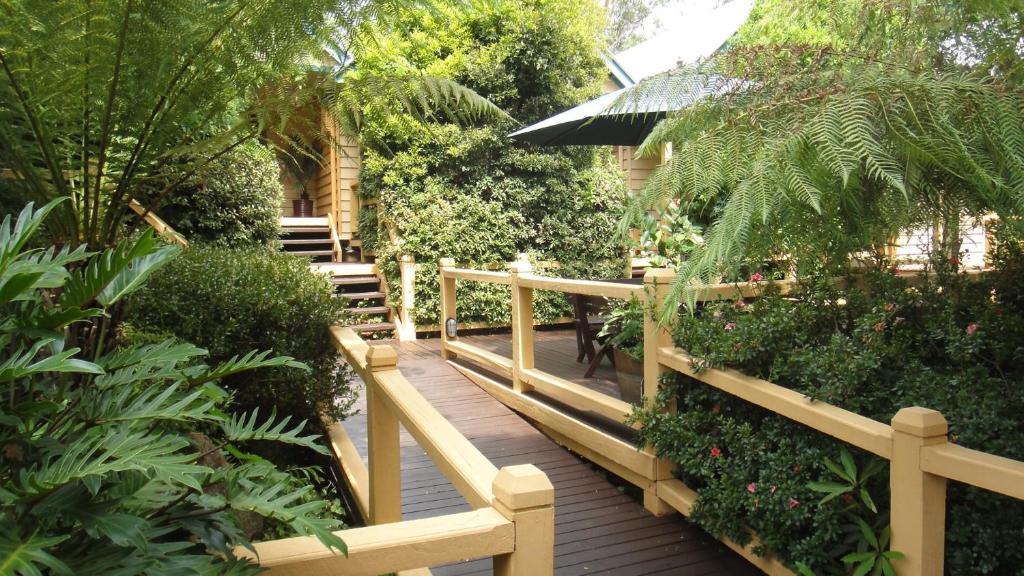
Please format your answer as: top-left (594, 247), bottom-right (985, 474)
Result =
top-left (571, 294), bottom-right (615, 377)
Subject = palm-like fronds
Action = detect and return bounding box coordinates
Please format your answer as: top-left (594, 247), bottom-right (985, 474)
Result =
top-left (614, 60), bottom-right (1024, 315)
top-left (1, 204), bottom-right (345, 572)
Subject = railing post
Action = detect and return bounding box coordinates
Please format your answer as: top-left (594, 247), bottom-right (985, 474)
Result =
top-left (492, 465), bottom-right (554, 576)
top-left (398, 255), bottom-right (417, 341)
top-left (508, 254), bottom-right (535, 393)
top-left (439, 258), bottom-right (457, 360)
top-left (642, 268), bottom-right (676, 515)
top-left (891, 407), bottom-right (948, 576)
top-left (367, 344), bottom-right (401, 525)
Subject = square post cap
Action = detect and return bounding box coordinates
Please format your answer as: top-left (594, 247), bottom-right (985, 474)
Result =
top-left (892, 407), bottom-right (948, 437)
top-left (367, 345), bottom-right (398, 371)
top-left (492, 464), bottom-right (553, 509)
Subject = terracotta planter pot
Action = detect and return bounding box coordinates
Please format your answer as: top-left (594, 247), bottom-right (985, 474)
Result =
top-left (292, 198), bottom-right (313, 217)
top-left (613, 348), bottom-right (643, 404)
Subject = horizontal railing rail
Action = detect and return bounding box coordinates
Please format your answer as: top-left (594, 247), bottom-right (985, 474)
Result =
top-left (240, 326), bottom-right (555, 576)
top-left (436, 257), bottom-right (1023, 576)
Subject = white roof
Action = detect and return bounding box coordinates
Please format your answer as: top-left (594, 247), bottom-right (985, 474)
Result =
top-left (611, 0), bottom-right (755, 85)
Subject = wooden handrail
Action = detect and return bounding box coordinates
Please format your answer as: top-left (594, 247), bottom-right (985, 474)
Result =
top-left (241, 509), bottom-right (513, 575)
top-left (658, 347), bottom-right (894, 458)
top-left (326, 211), bottom-right (343, 262)
top-left (442, 267), bottom-right (512, 285)
top-left (921, 442), bottom-right (1024, 500)
top-left (325, 325), bottom-right (555, 576)
top-left (128, 199), bottom-right (188, 247)
top-left (437, 258), bottom-right (1024, 576)
top-left (373, 368), bottom-right (499, 507)
top-left (245, 326), bottom-right (555, 575)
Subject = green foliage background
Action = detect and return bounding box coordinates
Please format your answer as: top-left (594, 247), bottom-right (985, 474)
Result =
top-left (136, 141), bottom-right (283, 247)
top-left (355, 0), bottom-right (628, 326)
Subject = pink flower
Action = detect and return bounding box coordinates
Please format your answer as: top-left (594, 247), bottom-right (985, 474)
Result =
top-left (734, 299), bottom-right (747, 309)
top-left (788, 497), bottom-right (800, 510)
top-left (966, 323), bottom-right (979, 335)
top-left (750, 272), bottom-right (764, 282)
top-left (724, 322), bottom-right (737, 331)
top-left (710, 446), bottom-right (722, 458)
top-left (747, 483), bottom-right (757, 494)
top-left (884, 303), bottom-right (896, 313)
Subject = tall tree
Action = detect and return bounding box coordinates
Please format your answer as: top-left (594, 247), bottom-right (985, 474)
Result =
top-left (0, 0), bottom-right (499, 247)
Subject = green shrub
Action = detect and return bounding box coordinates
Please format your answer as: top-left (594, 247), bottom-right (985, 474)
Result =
top-left (634, 258), bottom-right (1024, 574)
top-left (358, 205), bottom-right (380, 254)
top-left (125, 246), bottom-right (354, 427)
top-left (137, 141), bottom-right (283, 246)
top-left (0, 201), bottom-right (343, 573)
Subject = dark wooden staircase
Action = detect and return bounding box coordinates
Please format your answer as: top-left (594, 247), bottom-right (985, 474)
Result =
top-left (280, 217), bottom-right (335, 263)
top-left (330, 273), bottom-right (395, 337)
top-left (281, 216), bottom-right (395, 338)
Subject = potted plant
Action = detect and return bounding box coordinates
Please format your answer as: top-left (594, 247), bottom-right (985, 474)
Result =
top-left (597, 297), bottom-right (645, 402)
top-left (280, 139), bottom-right (320, 217)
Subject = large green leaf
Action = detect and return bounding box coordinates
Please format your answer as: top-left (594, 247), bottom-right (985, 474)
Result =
top-left (220, 409), bottom-right (326, 454)
top-left (60, 229), bottom-right (180, 309)
top-left (0, 527), bottom-right (71, 576)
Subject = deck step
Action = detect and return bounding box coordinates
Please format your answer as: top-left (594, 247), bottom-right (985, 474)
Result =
top-left (287, 249), bottom-right (334, 257)
top-left (282, 238), bottom-right (333, 245)
top-left (350, 321), bottom-right (396, 333)
top-left (347, 306), bottom-right (390, 316)
top-left (336, 291), bottom-right (386, 300)
top-left (282, 227), bottom-right (330, 234)
top-left (332, 276), bottom-right (380, 285)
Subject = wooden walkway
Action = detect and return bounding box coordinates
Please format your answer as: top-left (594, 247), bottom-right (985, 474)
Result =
top-left (341, 330), bottom-right (759, 575)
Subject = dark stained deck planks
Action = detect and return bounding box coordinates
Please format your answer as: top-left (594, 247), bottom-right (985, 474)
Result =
top-left (340, 330), bottom-right (759, 575)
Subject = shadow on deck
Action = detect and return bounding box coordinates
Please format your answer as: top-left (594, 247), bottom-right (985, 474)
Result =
top-left (341, 329), bottom-right (760, 576)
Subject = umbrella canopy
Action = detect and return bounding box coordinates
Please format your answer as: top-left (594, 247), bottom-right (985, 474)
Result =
top-left (507, 89), bottom-right (669, 146)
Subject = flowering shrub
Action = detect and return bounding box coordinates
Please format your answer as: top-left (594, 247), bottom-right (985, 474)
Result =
top-left (634, 247), bottom-right (1024, 574)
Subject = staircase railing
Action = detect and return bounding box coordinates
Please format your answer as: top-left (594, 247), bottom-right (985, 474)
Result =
top-left (128, 199), bottom-right (188, 247)
top-left (437, 257), bottom-right (1023, 576)
top-left (325, 211), bottom-right (343, 262)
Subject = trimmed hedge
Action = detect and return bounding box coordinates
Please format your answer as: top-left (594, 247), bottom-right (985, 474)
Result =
top-left (356, 0), bottom-right (627, 326)
top-left (125, 246), bottom-right (354, 425)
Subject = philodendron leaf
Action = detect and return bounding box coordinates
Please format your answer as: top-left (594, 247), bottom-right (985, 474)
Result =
top-left (0, 526), bottom-right (72, 576)
top-left (96, 244), bottom-right (181, 306)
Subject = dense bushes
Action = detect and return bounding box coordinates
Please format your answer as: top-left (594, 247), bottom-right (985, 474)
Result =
top-left (634, 253), bottom-right (1024, 574)
top-left (137, 141), bottom-right (283, 246)
top-left (356, 0), bottom-right (627, 325)
top-left (125, 246), bottom-right (354, 427)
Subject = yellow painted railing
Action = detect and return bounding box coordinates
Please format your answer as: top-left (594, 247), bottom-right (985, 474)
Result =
top-left (238, 327), bottom-right (555, 576)
top-left (438, 257), bottom-right (1024, 576)
top-left (128, 199), bottom-right (188, 247)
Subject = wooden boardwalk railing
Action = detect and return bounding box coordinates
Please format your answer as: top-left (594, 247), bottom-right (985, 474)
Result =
top-left (438, 257), bottom-right (1024, 576)
top-left (237, 326), bottom-right (555, 576)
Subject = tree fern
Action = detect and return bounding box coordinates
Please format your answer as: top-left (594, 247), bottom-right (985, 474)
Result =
top-left (614, 57), bottom-right (1024, 312)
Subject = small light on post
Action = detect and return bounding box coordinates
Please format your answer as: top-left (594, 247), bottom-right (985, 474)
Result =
top-left (445, 317), bottom-right (458, 339)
